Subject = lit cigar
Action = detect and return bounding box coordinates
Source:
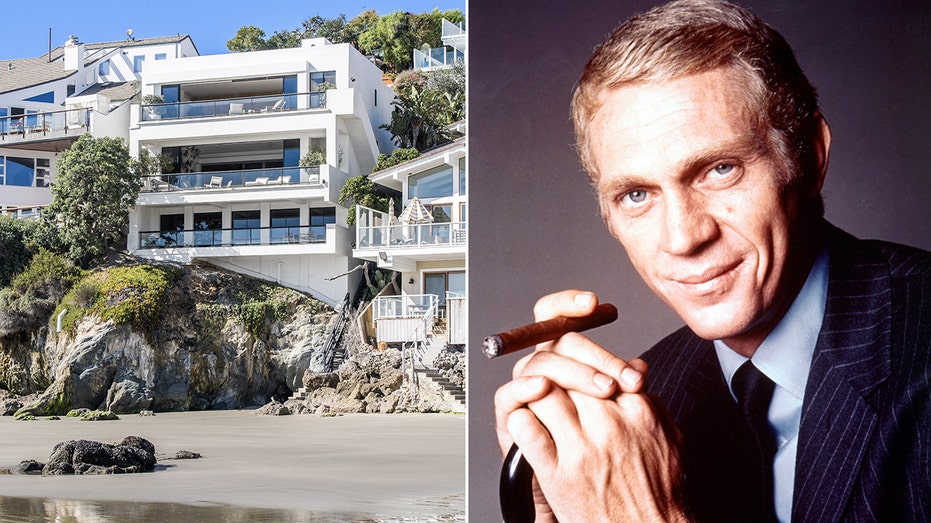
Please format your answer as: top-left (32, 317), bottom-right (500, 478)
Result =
top-left (483, 303), bottom-right (619, 358)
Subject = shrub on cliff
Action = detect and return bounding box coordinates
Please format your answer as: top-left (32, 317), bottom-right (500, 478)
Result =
top-left (0, 250), bottom-right (84, 335)
top-left (54, 264), bottom-right (181, 336)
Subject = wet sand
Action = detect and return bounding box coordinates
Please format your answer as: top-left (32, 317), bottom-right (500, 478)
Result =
top-left (0, 410), bottom-right (464, 521)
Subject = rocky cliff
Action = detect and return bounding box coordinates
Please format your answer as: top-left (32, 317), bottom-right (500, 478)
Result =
top-left (2, 260), bottom-right (336, 415)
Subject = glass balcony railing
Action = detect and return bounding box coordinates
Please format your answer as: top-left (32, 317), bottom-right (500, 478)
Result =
top-left (356, 220), bottom-right (467, 250)
top-left (0, 108), bottom-right (91, 141)
top-left (139, 225), bottom-right (328, 249)
top-left (413, 47), bottom-right (465, 70)
top-left (140, 166), bottom-right (323, 192)
top-left (140, 92), bottom-right (327, 122)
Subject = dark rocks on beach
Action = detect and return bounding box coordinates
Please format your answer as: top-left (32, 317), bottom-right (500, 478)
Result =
top-left (164, 450), bottom-right (201, 460)
top-left (12, 460), bottom-right (43, 475)
top-left (42, 436), bottom-right (157, 475)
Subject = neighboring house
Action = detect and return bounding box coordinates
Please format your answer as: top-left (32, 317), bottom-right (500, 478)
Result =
top-left (352, 18), bottom-right (468, 363)
top-left (0, 34), bottom-right (198, 214)
top-left (353, 135), bottom-right (467, 350)
top-left (414, 19), bottom-right (466, 71)
top-left (126, 38), bottom-right (396, 307)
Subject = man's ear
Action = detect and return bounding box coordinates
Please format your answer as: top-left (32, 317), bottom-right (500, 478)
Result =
top-left (812, 112), bottom-right (832, 193)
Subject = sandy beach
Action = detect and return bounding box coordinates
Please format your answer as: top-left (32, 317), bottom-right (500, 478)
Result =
top-left (0, 410), bottom-right (465, 521)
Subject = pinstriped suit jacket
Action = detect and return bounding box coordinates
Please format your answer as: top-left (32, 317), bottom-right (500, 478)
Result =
top-left (641, 224), bottom-right (930, 522)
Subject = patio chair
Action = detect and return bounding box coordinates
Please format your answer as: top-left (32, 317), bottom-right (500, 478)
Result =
top-left (205, 176), bottom-right (223, 188)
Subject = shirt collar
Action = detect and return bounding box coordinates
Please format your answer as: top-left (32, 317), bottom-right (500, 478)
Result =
top-left (715, 248), bottom-right (829, 400)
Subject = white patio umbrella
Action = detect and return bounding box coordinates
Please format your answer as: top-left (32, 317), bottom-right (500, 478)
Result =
top-left (398, 197), bottom-right (434, 223)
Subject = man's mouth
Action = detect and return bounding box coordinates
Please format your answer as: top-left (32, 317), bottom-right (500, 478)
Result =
top-left (671, 260), bottom-right (742, 296)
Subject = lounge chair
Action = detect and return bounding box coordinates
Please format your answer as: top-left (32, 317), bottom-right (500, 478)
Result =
top-left (244, 176), bottom-right (269, 186)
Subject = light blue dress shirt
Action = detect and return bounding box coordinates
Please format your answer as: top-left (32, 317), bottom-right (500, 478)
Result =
top-left (713, 249), bottom-right (829, 523)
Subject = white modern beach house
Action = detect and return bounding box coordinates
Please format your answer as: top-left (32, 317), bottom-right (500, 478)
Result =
top-left (126, 38), bottom-right (396, 307)
top-left (0, 34), bottom-right (198, 216)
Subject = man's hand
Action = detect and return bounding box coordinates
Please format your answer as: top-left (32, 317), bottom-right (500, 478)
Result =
top-left (493, 290), bottom-right (688, 522)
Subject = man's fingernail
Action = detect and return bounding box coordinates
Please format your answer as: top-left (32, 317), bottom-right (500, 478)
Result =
top-left (575, 293), bottom-right (594, 309)
top-left (621, 367), bottom-right (642, 387)
top-left (593, 373), bottom-right (614, 391)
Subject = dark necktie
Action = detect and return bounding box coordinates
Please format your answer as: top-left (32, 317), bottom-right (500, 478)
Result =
top-left (732, 360), bottom-right (778, 520)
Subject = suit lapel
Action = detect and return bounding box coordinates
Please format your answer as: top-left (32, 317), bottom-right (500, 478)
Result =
top-left (792, 228), bottom-right (893, 523)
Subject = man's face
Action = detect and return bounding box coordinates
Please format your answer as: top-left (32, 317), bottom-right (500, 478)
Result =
top-left (588, 67), bottom-right (813, 353)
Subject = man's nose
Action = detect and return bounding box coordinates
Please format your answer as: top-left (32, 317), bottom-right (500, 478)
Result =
top-left (659, 192), bottom-right (718, 255)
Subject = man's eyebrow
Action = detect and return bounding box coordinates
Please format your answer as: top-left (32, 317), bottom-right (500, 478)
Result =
top-left (594, 135), bottom-right (768, 194)
top-left (680, 136), bottom-right (768, 175)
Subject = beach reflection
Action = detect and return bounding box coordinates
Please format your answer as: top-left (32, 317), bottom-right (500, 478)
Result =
top-left (0, 496), bottom-right (465, 523)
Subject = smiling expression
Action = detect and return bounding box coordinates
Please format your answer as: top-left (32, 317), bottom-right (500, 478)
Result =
top-left (588, 67), bottom-right (827, 355)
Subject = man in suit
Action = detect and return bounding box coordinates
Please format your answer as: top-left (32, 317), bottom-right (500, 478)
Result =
top-left (494, 1), bottom-right (930, 521)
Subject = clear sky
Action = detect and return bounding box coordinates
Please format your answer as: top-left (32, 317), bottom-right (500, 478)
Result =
top-left (0, 0), bottom-right (465, 60)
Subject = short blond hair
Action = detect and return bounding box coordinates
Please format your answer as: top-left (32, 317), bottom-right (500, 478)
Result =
top-left (572, 0), bottom-right (823, 215)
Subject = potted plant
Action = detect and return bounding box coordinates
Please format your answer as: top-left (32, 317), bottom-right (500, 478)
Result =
top-left (299, 148), bottom-right (326, 181)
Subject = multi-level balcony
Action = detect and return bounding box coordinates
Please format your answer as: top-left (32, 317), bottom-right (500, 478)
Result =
top-left (0, 107), bottom-right (91, 149)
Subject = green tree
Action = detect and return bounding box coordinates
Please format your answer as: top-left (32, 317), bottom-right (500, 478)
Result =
top-left (0, 216), bottom-right (36, 288)
top-left (42, 135), bottom-right (142, 266)
top-left (382, 85), bottom-right (451, 151)
top-left (227, 25), bottom-right (272, 52)
top-left (339, 175), bottom-right (390, 225)
top-left (358, 11), bottom-right (418, 74)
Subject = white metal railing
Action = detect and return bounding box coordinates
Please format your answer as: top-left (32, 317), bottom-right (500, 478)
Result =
top-left (355, 205), bottom-right (466, 250)
top-left (375, 294), bottom-right (439, 320)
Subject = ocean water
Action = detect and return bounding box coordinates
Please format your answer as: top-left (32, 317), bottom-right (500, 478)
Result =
top-left (0, 497), bottom-right (466, 523)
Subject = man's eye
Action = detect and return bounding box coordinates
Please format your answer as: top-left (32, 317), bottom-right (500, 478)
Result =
top-left (625, 190), bottom-right (647, 204)
top-left (712, 164), bottom-right (734, 176)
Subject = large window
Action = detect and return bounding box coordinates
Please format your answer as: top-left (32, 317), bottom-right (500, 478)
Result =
top-left (6, 157), bottom-right (34, 187)
top-left (425, 271), bottom-right (466, 312)
top-left (193, 212), bottom-right (222, 246)
top-left (159, 214), bottom-right (184, 246)
top-left (310, 207), bottom-right (335, 240)
top-left (271, 208), bottom-right (300, 243)
top-left (232, 210), bottom-right (260, 245)
top-left (409, 165), bottom-right (454, 199)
